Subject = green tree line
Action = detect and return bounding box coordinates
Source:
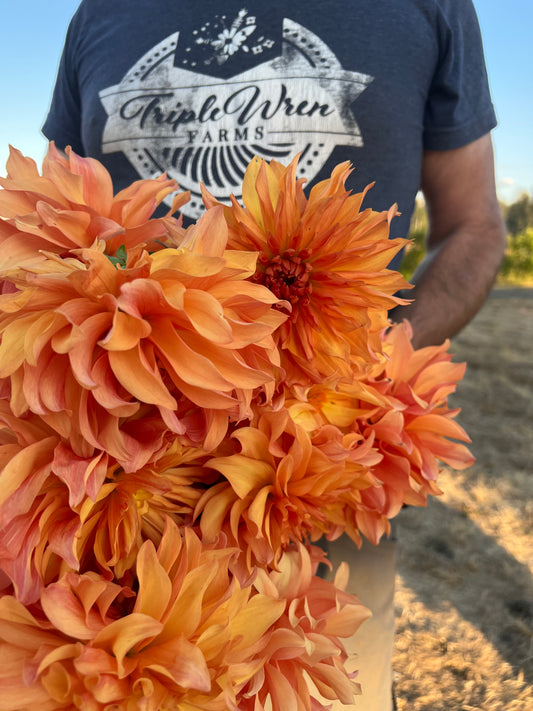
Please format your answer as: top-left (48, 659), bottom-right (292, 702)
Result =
top-left (401, 192), bottom-right (533, 284)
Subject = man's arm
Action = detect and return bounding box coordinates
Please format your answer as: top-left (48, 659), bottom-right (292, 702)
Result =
top-left (390, 133), bottom-right (507, 349)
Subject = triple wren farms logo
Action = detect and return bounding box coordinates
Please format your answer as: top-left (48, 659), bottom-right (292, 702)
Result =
top-left (99, 14), bottom-right (373, 219)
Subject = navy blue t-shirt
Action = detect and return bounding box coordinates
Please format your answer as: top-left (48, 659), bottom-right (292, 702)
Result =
top-left (43, 0), bottom-right (496, 266)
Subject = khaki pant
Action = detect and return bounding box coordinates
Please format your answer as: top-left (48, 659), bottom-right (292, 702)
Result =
top-left (321, 535), bottom-right (397, 711)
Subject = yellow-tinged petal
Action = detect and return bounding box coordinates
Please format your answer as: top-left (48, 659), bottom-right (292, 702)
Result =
top-left (230, 595), bottom-right (285, 651)
top-left (241, 156), bottom-right (268, 230)
top-left (150, 248), bottom-right (226, 279)
top-left (209, 455), bottom-right (273, 498)
top-left (92, 614), bottom-right (164, 673)
top-left (156, 564), bottom-right (219, 644)
top-left (135, 541), bottom-right (172, 621)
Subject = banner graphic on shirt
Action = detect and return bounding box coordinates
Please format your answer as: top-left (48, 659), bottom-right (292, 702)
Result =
top-left (100, 14), bottom-right (373, 219)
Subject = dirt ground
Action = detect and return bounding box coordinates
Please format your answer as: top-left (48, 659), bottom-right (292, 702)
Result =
top-left (392, 287), bottom-right (533, 710)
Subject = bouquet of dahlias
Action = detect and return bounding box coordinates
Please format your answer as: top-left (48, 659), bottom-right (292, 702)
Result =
top-left (0, 145), bottom-right (473, 710)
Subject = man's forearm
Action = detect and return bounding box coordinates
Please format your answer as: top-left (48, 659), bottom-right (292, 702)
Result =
top-left (390, 135), bottom-right (507, 349)
top-left (390, 213), bottom-right (506, 349)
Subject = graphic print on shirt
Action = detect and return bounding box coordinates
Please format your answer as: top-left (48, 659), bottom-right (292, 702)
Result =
top-left (99, 11), bottom-right (373, 219)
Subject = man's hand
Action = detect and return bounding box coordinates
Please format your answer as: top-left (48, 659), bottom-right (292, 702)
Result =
top-left (390, 133), bottom-right (507, 349)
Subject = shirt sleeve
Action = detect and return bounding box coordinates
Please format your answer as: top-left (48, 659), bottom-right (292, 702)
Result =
top-left (423, 0), bottom-right (497, 150)
top-left (41, 6), bottom-right (86, 154)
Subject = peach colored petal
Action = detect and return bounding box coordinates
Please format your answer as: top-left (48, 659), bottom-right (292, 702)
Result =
top-left (99, 309), bottom-right (152, 351)
top-left (138, 636), bottom-right (211, 692)
top-left (108, 346), bottom-right (178, 410)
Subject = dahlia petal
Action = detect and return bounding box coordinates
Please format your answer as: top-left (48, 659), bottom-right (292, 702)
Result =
top-left (178, 204), bottom-right (229, 257)
top-left (149, 321), bottom-right (238, 391)
top-left (92, 614), bottom-right (164, 675)
top-left (0, 167), bottom-right (69, 210)
top-left (66, 148), bottom-right (114, 215)
top-left (202, 409), bottom-right (232, 451)
top-left (73, 643), bottom-right (125, 678)
top-left (40, 579), bottom-right (107, 641)
top-left (40, 661), bottom-right (82, 707)
top-left (246, 487), bottom-right (274, 543)
top-left (321, 602), bottom-right (371, 638)
top-left (43, 144), bottom-right (86, 204)
top-left (183, 289), bottom-right (233, 344)
top-left (0, 596), bottom-right (60, 650)
top-left (176, 331), bottom-right (276, 388)
top-left (0, 437), bottom-right (55, 512)
top-left (228, 595), bottom-right (286, 652)
top-left (99, 310), bottom-right (152, 351)
top-left (406, 413), bottom-right (471, 441)
top-left (110, 174), bottom-right (178, 226)
top-left (209, 455), bottom-right (273, 498)
top-left (5, 145), bottom-right (40, 181)
top-left (413, 361), bottom-right (466, 398)
top-left (31, 352), bottom-right (70, 413)
top-left (116, 277), bottom-right (182, 318)
top-left (0, 664), bottom-right (51, 711)
top-left (52, 443), bottom-right (107, 506)
top-left (154, 516), bottom-right (183, 572)
top-left (36, 202), bottom-right (93, 248)
top-left (158, 405), bottom-right (188, 436)
top-left (140, 637), bottom-right (211, 692)
top-left (83, 671), bottom-right (131, 705)
top-left (0, 175), bottom-right (50, 220)
top-left (208, 278), bottom-right (282, 305)
top-left (150, 248), bottom-right (227, 279)
top-left (21, 350), bottom-right (62, 416)
top-left (0, 317), bottom-right (34, 377)
top-left (157, 565), bottom-right (219, 644)
top-left (108, 346), bottom-right (177, 409)
top-left (24, 311), bottom-right (67, 366)
top-left (135, 541), bottom-right (172, 621)
top-left (89, 352), bottom-right (140, 415)
top-left (309, 662), bottom-right (356, 704)
top-left (64, 312), bottom-right (112, 388)
top-left (264, 664), bottom-right (305, 711)
top-left (198, 484), bottom-right (236, 542)
top-left (0, 185), bottom-right (38, 218)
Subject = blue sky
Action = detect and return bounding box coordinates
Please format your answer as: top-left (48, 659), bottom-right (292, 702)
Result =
top-left (0, 0), bottom-right (531, 203)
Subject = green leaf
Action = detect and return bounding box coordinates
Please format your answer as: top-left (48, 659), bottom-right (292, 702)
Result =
top-left (107, 244), bottom-right (127, 268)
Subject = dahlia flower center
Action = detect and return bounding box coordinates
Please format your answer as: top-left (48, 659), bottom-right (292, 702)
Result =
top-left (258, 249), bottom-right (312, 307)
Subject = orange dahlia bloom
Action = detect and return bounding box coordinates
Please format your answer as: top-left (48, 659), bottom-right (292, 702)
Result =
top-left (196, 406), bottom-right (380, 567)
top-left (241, 543), bottom-right (371, 710)
top-left (0, 522), bottom-right (290, 711)
top-left (202, 156), bottom-right (410, 385)
top-left (75, 439), bottom-right (216, 581)
top-left (0, 405), bottom-right (218, 601)
top-left (0, 143), bottom-right (187, 275)
top-left (366, 320), bottom-right (475, 488)
top-left (302, 320), bottom-right (475, 544)
top-left (0, 530), bottom-right (368, 711)
top-left (0, 206), bottom-right (286, 459)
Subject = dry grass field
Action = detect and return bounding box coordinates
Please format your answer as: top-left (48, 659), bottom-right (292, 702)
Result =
top-left (392, 288), bottom-right (533, 710)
